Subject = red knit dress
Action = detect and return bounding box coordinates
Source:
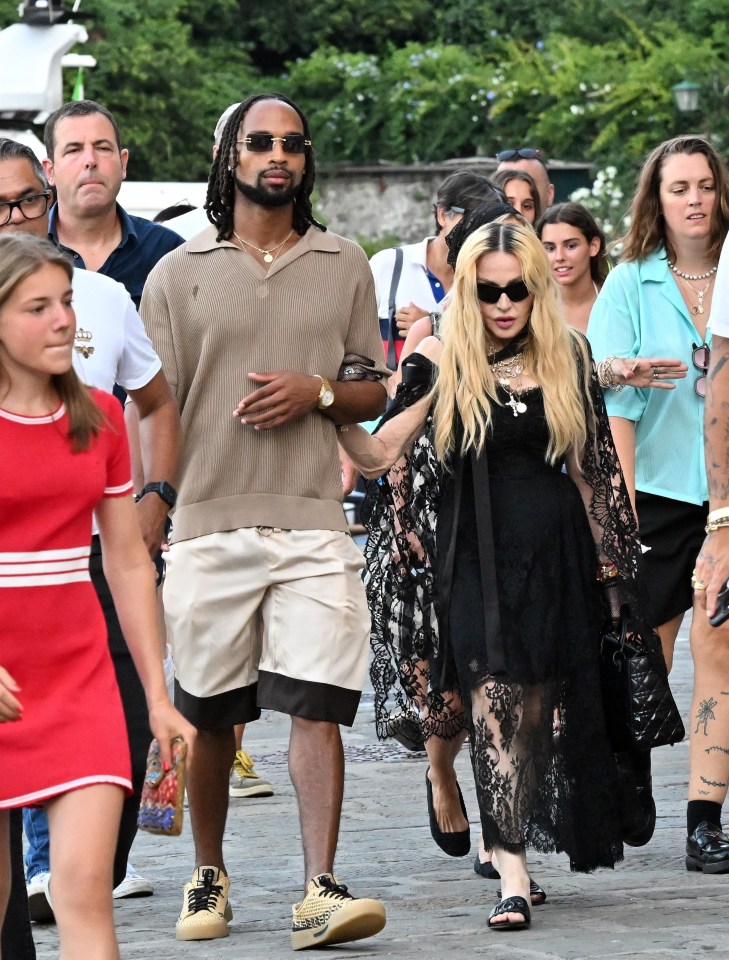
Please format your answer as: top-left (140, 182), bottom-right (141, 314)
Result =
top-left (0, 389), bottom-right (134, 807)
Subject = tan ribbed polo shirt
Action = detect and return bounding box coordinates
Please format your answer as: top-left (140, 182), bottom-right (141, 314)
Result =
top-left (141, 224), bottom-right (389, 542)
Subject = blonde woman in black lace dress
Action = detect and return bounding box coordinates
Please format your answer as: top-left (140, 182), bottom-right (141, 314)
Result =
top-left (340, 222), bottom-right (640, 930)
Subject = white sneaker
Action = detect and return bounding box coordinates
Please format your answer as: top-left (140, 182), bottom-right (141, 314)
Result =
top-left (113, 863), bottom-right (155, 899)
top-left (27, 871), bottom-right (54, 923)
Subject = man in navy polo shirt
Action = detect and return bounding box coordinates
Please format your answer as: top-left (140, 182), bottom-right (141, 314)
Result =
top-left (43, 99), bottom-right (183, 308)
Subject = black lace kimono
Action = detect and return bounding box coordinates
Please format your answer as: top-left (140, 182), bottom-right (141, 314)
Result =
top-left (360, 339), bottom-right (640, 872)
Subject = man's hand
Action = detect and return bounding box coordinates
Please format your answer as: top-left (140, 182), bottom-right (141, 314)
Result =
top-left (396, 302), bottom-right (429, 336)
top-left (136, 493), bottom-right (170, 558)
top-left (694, 527), bottom-right (729, 618)
top-left (234, 372), bottom-right (320, 430)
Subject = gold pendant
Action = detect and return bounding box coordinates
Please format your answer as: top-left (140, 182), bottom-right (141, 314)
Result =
top-left (263, 252), bottom-right (273, 263)
top-left (691, 305), bottom-right (701, 315)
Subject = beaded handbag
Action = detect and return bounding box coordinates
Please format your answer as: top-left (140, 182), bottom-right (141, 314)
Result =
top-left (137, 737), bottom-right (187, 836)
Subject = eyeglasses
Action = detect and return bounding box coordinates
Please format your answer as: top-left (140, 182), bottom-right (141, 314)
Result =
top-left (693, 342), bottom-right (710, 398)
top-left (237, 134), bottom-right (311, 154)
top-left (0, 191), bottom-right (52, 226)
top-left (477, 280), bottom-right (531, 304)
top-left (496, 147), bottom-right (542, 163)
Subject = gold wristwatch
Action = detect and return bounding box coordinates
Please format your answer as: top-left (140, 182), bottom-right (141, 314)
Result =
top-left (315, 375), bottom-right (335, 409)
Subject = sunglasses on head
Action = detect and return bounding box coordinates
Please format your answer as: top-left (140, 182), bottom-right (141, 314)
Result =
top-left (237, 134), bottom-right (311, 154)
top-left (496, 147), bottom-right (542, 163)
top-left (476, 280), bottom-right (531, 305)
top-left (693, 342), bottom-right (710, 398)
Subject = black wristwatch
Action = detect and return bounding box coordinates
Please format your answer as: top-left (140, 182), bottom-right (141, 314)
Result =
top-left (137, 481), bottom-right (177, 509)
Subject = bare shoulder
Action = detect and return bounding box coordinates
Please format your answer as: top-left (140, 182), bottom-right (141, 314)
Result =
top-left (415, 335), bottom-right (442, 363)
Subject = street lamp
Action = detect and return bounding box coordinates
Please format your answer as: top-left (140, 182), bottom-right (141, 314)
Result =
top-left (672, 80), bottom-right (701, 113)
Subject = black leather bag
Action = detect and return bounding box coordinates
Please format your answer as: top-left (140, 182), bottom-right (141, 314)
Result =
top-left (600, 612), bottom-right (685, 751)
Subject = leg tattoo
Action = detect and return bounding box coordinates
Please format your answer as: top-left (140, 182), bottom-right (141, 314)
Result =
top-left (695, 698), bottom-right (718, 736)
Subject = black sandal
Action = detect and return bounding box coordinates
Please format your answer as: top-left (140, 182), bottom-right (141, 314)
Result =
top-left (487, 895), bottom-right (531, 931)
top-left (425, 768), bottom-right (470, 857)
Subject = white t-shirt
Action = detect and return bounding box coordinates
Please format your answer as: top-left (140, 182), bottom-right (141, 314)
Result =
top-left (709, 235), bottom-right (729, 337)
top-left (71, 269), bottom-right (161, 393)
top-left (369, 237), bottom-right (445, 318)
top-left (163, 208), bottom-right (209, 242)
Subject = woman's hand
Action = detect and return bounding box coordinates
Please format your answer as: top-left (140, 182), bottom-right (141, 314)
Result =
top-left (612, 356), bottom-right (688, 389)
top-left (0, 666), bottom-right (22, 722)
top-left (148, 699), bottom-right (196, 768)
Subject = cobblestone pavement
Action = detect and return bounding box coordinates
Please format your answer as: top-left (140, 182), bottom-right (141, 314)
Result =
top-left (32, 623), bottom-right (729, 960)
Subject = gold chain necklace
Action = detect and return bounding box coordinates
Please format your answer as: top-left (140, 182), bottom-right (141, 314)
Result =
top-left (492, 352), bottom-right (527, 416)
top-left (232, 228), bottom-right (293, 263)
top-left (677, 273), bottom-right (714, 316)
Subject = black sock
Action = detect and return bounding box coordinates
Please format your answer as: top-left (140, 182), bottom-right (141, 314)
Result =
top-left (687, 800), bottom-right (722, 835)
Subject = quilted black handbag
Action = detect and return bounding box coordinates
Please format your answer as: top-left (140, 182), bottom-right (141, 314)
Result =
top-left (600, 611), bottom-right (685, 751)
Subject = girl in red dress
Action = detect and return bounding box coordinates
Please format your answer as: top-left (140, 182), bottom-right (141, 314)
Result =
top-left (0, 234), bottom-right (195, 959)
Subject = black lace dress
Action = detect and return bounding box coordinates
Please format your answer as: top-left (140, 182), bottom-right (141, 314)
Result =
top-left (361, 342), bottom-right (639, 872)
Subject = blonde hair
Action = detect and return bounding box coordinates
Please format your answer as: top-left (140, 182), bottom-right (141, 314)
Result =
top-left (0, 233), bottom-right (103, 451)
top-left (433, 222), bottom-right (590, 464)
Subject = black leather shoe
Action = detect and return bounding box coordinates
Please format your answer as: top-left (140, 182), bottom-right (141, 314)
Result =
top-left (686, 821), bottom-right (729, 873)
top-left (425, 768), bottom-right (470, 857)
top-left (615, 750), bottom-right (656, 847)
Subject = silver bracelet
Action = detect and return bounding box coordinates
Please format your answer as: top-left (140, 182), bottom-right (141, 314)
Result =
top-left (597, 356), bottom-right (624, 392)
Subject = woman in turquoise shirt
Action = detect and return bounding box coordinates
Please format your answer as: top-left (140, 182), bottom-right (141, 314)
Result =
top-left (588, 135), bottom-right (729, 874)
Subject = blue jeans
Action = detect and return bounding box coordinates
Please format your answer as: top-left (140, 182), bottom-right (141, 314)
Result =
top-left (22, 806), bottom-right (50, 882)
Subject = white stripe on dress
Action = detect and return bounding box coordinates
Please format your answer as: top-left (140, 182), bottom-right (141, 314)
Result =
top-left (0, 775), bottom-right (132, 808)
top-left (0, 546), bottom-right (91, 588)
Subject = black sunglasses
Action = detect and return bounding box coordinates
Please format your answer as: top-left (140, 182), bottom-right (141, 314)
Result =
top-left (496, 147), bottom-right (542, 163)
top-left (477, 280), bottom-right (531, 304)
top-left (693, 342), bottom-right (710, 398)
top-left (237, 134), bottom-right (311, 154)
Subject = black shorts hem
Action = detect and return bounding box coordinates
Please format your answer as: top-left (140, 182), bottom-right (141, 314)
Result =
top-left (174, 680), bottom-right (261, 730)
top-left (257, 671), bottom-right (361, 726)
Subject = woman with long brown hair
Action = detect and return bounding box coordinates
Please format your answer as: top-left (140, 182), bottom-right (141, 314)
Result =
top-left (588, 135), bottom-right (729, 872)
top-left (0, 234), bottom-right (195, 959)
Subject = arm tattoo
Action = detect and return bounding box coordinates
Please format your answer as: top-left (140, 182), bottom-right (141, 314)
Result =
top-left (695, 697), bottom-right (718, 735)
top-left (705, 745), bottom-right (729, 755)
top-left (698, 789), bottom-right (711, 795)
top-left (700, 775), bottom-right (728, 788)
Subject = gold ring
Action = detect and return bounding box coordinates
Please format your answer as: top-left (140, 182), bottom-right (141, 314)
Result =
top-left (691, 573), bottom-right (706, 591)
top-left (653, 367), bottom-right (660, 380)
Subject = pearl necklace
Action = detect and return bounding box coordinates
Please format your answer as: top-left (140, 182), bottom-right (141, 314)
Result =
top-left (668, 261), bottom-right (718, 282)
top-left (232, 228), bottom-right (293, 263)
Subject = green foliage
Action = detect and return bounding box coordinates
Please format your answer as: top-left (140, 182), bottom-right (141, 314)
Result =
top-left (1, 0), bottom-right (729, 194)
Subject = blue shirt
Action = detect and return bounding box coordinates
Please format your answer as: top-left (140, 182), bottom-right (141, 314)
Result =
top-left (49, 203), bottom-right (184, 307)
top-left (587, 250), bottom-right (708, 505)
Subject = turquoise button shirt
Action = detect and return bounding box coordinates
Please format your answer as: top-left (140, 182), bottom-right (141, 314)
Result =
top-left (587, 250), bottom-right (708, 505)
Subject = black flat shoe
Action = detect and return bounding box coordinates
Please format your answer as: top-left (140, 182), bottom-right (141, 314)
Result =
top-left (473, 856), bottom-right (500, 879)
top-left (487, 895), bottom-right (531, 931)
top-left (425, 768), bottom-right (470, 857)
top-left (615, 750), bottom-right (656, 847)
top-left (686, 821), bottom-right (729, 874)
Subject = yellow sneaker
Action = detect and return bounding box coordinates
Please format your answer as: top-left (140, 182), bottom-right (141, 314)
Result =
top-left (291, 873), bottom-right (386, 951)
top-left (175, 867), bottom-right (230, 941)
top-left (228, 749), bottom-right (274, 798)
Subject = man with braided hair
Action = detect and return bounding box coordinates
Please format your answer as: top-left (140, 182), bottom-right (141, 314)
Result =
top-left (142, 93), bottom-right (389, 949)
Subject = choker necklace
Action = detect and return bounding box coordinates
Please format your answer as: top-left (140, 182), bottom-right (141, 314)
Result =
top-left (232, 228), bottom-right (293, 263)
top-left (492, 351), bottom-right (527, 416)
top-left (668, 261), bottom-right (718, 282)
